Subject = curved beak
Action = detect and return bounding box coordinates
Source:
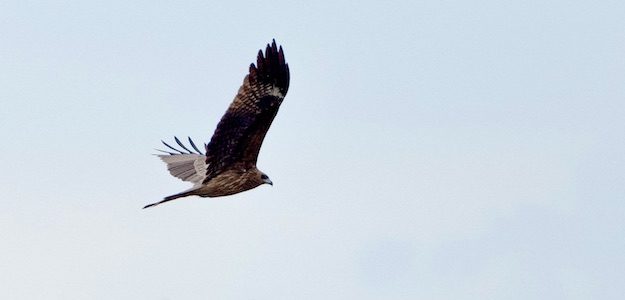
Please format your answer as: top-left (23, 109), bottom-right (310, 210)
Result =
top-left (264, 178), bottom-right (273, 186)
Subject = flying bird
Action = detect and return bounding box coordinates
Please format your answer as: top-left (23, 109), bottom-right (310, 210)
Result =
top-left (144, 40), bottom-right (290, 209)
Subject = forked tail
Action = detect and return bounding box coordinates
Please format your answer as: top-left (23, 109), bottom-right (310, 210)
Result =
top-left (143, 189), bottom-right (198, 209)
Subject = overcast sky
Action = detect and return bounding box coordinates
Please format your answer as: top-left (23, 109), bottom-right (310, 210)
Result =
top-left (1, 1), bottom-right (624, 299)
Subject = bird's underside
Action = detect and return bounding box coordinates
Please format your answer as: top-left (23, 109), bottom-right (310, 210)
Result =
top-left (144, 40), bottom-right (289, 209)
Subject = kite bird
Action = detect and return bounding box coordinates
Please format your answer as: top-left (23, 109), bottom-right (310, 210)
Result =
top-left (144, 40), bottom-right (290, 209)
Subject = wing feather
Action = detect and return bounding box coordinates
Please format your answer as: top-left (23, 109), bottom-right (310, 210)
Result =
top-left (162, 140), bottom-right (186, 154)
top-left (188, 137), bottom-right (203, 154)
top-left (157, 137), bottom-right (207, 184)
top-left (203, 39), bottom-right (290, 182)
top-left (174, 136), bottom-right (194, 154)
top-left (158, 153), bottom-right (207, 184)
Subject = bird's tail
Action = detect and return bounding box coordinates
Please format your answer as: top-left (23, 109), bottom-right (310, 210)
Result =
top-left (143, 189), bottom-right (199, 209)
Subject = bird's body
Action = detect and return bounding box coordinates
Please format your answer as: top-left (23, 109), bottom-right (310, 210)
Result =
top-left (144, 40), bottom-right (289, 209)
top-left (198, 166), bottom-right (268, 197)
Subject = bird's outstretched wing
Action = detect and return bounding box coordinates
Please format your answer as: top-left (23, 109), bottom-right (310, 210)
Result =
top-left (203, 39), bottom-right (290, 182)
top-left (157, 137), bottom-right (208, 185)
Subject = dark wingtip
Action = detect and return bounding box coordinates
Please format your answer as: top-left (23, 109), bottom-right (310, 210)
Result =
top-left (174, 136), bottom-right (193, 154)
top-left (159, 137), bottom-right (206, 156)
top-left (257, 50), bottom-right (265, 69)
top-left (252, 39), bottom-right (289, 94)
top-left (155, 149), bottom-right (176, 155)
top-left (161, 140), bottom-right (183, 154)
top-left (188, 137), bottom-right (203, 154)
top-left (265, 43), bottom-right (272, 58)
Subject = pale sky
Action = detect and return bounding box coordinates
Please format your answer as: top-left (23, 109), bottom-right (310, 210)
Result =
top-left (1, 1), bottom-right (624, 299)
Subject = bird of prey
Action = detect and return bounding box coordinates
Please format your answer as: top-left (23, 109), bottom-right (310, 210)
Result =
top-left (144, 40), bottom-right (290, 209)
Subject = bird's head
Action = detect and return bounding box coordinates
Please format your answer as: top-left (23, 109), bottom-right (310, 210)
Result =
top-left (260, 172), bottom-right (273, 186)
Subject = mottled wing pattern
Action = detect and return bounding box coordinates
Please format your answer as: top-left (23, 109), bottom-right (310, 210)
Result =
top-left (203, 40), bottom-right (290, 182)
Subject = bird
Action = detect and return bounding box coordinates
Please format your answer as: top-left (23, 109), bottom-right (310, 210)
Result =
top-left (143, 40), bottom-right (290, 209)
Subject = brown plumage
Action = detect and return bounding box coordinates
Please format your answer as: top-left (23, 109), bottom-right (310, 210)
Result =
top-left (144, 40), bottom-right (290, 209)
